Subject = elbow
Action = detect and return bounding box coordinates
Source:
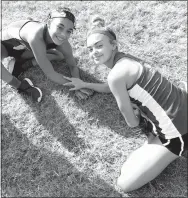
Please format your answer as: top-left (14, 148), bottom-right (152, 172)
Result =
top-left (47, 72), bottom-right (57, 81)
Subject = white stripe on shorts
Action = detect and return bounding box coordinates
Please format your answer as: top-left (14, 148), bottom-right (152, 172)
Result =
top-left (163, 139), bottom-right (170, 146)
top-left (179, 136), bottom-right (184, 156)
top-left (129, 84), bottom-right (181, 139)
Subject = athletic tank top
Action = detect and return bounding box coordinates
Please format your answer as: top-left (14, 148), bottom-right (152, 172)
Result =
top-left (113, 52), bottom-right (187, 139)
top-left (2, 20), bottom-right (57, 51)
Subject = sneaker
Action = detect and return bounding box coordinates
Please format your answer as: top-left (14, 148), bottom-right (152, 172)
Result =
top-left (18, 78), bottom-right (42, 102)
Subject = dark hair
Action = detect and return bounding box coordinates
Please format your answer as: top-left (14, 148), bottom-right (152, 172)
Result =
top-left (47, 7), bottom-right (76, 28)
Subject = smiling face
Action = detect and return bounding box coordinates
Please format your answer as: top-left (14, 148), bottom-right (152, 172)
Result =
top-left (87, 33), bottom-right (116, 65)
top-left (48, 17), bottom-right (74, 45)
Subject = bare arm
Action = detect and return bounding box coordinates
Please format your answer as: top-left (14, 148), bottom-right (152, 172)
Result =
top-left (56, 42), bottom-right (80, 78)
top-left (29, 37), bottom-right (69, 85)
top-left (63, 77), bottom-right (111, 93)
top-left (82, 82), bottom-right (110, 93)
top-left (57, 41), bottom-right (110, 93)
top-left (56, 41), bottom-right (94, 99)
top-left (107, 60), bottom-right (140, 128)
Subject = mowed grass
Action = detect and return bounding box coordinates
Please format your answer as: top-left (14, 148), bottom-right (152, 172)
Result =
top-left (1, 1), bottom-right (187, 197)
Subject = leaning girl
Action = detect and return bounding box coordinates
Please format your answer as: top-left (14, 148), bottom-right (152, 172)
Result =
top-left (64, 16), bottom-right (187, 192)
top-left (1, 7), bottom-right (91, 100)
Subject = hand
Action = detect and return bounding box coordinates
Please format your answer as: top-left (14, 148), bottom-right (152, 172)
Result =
top-left (75, 90), bottom-right (88, 100)
top-left (63, 76), bottom-right (85, 91)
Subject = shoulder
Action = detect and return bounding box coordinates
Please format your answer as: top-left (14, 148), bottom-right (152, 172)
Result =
top-left (24, 22), bottom-right (44, 43)
top-left (108, 57), bottom-right (141, 86)
top-left (109, 58), bottom-right (138, 78)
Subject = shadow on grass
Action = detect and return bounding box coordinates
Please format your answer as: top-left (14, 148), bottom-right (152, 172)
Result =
top-left (1, 114), bottom-right (122, 197)
top-left (51, 59), bottom-right (143, 139)
top-left (18, 65), bottom-right (90, 154)
top-left (18, 58), bottom-right (137, 157)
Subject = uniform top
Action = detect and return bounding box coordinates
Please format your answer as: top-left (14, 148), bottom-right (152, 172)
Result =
top-left (2, 20), bottom-right (57, 51)
top-left (113, 52), bottom-right (187, 139)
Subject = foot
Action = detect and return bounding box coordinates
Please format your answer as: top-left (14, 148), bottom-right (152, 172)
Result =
top-left (18, 78), bottom-right (42, 102)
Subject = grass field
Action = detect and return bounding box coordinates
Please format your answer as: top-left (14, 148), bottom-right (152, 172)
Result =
top-left (1, 1), bottom-right (187, 197)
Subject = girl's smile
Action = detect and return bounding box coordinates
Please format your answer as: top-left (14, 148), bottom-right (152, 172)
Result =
top-left (87, 33), bottom-right (115, 66)
top-left (49, 18), bottom-right (74, 45)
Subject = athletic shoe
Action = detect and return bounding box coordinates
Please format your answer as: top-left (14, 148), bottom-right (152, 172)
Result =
top-left (18, 78), bottom-right (42, 102)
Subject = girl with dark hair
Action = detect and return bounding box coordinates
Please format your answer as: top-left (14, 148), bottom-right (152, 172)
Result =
top-left (1, 7), bottom-right (92, 100)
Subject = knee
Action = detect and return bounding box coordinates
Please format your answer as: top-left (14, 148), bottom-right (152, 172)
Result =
top-left (116, 175), bottom-right (134, 193)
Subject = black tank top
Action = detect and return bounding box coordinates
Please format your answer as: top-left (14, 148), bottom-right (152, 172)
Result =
top-left (4, 20), bottom-right (58, 51)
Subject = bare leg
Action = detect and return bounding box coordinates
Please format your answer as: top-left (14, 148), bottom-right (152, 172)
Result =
top-left (1, 63), bottom-right (14, 83)
top-left (116, 135), bottom-right (178, 192)
top-left (1, 43), bottom-right (14, 83)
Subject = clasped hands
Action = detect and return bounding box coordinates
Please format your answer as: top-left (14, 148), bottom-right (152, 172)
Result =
top-left (63, 76), bottom-right (94, 100)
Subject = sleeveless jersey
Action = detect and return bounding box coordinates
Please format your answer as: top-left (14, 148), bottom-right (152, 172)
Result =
top-left (113, 52), bottom-right (187, 139)
top-left (2, 20), bottom-right (57, 51)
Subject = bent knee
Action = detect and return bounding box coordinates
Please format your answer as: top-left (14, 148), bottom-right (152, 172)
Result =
top-left (117, 176), bottom-right (135, 192)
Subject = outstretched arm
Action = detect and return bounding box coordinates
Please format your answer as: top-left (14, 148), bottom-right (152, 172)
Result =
top-left (63, 76), bottom-right (111, 93)
top-left (57, 42), bottom-right (94, 99)
top-left (56, 41), bottom-right (80, 78)
top-left (29, 37), bottom-right (69, 85)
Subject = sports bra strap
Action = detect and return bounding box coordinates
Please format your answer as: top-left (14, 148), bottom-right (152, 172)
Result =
top-left (43, 24), bottom-right (58, 49)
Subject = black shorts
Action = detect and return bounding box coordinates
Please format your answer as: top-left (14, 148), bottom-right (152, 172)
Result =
top-left (158, 133), bottom-right (188, 157)
top-left (1, 39), bottom-right (26, 60)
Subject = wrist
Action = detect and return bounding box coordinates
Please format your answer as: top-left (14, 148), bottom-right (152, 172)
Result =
top-left (82, 82), bottom-right (88, 89)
